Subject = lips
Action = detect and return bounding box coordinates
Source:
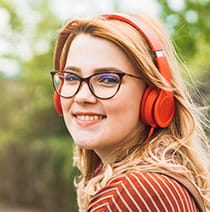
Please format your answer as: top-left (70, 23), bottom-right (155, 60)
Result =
top-left (73, 112), bottom-right (106, 127)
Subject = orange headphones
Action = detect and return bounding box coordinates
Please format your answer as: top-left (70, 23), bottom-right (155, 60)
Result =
top-left (53, 13), bottom-right (175, 133)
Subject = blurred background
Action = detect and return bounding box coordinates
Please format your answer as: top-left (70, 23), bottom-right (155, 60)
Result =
top-left (0, 0), bottom-right (209, 211)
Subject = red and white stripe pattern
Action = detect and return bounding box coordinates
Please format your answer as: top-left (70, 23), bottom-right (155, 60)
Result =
top-left (86, 172), bottom-right (199, 212)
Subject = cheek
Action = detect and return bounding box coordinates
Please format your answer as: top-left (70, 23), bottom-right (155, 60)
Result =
top-left (61, 98), bottom-right (72, 111)
top-left (105, 93), bottom-right (141, 127)
top-left (60, 98), bottom-right (73, 124)
top-left (107, 83), bottom-right (146, 128)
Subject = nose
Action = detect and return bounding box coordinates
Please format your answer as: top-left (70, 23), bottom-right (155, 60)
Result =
top-left (74, 82), bottom-right (97, 104)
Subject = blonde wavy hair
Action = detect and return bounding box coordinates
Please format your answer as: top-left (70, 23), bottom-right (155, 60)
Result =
top-left (53, 14), bottom-right (210, 211)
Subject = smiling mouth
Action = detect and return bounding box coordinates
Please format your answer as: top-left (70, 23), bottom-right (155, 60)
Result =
top-left (74, 114), bottom-right (106, 121)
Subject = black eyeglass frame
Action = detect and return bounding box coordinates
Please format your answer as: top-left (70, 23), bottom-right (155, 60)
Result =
top-left (50, 70), bottom-right (143, 100)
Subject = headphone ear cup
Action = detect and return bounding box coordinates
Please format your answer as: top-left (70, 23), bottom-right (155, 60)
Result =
top-left (53, 80), bottom-right (64, 116)
top-left (154, 90), bottom-right (175, 128)
top-left (140, 86), bottom-right (158, 128)
top-left (140, 87), bottom-right (175, 128)
top-left (54, 92), bottom-right (63, 116)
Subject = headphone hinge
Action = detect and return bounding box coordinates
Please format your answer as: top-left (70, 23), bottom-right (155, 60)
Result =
top-left (154, 50), bottom-right (164, 57)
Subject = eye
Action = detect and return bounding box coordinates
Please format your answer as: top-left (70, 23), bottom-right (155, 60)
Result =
top-left (64, 73), bottom-right (80, 82)
top-left (94, 73), bottom-right (120, 87)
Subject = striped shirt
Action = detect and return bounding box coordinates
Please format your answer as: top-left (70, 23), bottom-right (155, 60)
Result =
top-left (86, 172), bottom-right (199, 212)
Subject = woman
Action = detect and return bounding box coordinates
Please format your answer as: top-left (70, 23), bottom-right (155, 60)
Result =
top-left (50, 13), bottom-right (209, 211)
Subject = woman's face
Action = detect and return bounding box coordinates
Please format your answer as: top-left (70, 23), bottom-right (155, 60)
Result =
top-left (61, 34), bottom-right (146, 161)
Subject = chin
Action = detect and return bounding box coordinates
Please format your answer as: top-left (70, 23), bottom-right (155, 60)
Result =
top-left (70, 129), bottom-right (103, 149)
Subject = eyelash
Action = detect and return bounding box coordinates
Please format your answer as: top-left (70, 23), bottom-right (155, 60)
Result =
top-left (64, 74), bottom-right (79, 81)
top-left (98, 75), bottom-right (119, 84)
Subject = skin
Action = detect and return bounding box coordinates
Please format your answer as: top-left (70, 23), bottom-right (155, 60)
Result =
top-left (61, 33), bottom-right (146, 163)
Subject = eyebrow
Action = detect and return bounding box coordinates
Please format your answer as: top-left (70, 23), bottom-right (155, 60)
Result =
top-left (64, 66), bottom-right (124, 74)
top-left (64, 66), bottom-right (81, 72)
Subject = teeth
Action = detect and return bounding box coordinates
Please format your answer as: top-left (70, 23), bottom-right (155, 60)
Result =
top-left (76, 115), bottom-right (104, 121)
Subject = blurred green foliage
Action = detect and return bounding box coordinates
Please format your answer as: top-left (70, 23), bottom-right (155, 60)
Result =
top-left (0, 137), bottom-right (78, 211)
top-left (0, 0), bottom-right (209, 211)
top-left (157, 0), bottom-right (210, 104)
top-left (0, 0), bottom-right (78, 211)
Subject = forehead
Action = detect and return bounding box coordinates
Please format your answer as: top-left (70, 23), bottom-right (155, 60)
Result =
top-left (65, 34), bottom-right (135, 75)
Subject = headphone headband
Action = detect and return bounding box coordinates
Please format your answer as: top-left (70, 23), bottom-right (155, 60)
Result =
top-left (102, 14), bottom-right (162, 51)
top-left (101, 13), bottom-right (171, 83)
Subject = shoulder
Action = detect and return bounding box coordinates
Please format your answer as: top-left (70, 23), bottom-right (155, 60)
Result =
top-left (87, 171), bottom-right (199, 212)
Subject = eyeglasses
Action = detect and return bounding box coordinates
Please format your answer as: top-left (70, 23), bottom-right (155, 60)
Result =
top-left (50, 70), bottom-right (142, 100)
